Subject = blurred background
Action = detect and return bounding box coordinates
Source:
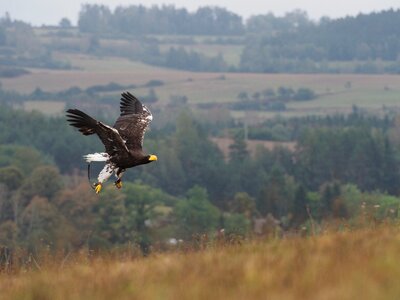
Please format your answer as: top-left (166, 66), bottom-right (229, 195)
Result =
top-left (1, 1), bottom-right (400, 254)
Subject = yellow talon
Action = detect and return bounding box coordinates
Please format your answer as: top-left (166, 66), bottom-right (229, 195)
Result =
top-left (115, 180), bottom-right (122, 189)
top-left (95, 183), bottom-right (102, 194)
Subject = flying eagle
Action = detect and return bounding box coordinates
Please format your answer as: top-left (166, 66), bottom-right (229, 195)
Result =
top-left (66, 92), bottom-right (157, 194)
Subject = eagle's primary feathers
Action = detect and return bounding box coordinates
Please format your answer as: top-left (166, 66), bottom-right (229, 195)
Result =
top-left (66, 92), bottom-right (157, 193)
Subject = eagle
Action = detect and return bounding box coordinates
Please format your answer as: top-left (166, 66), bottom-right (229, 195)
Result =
top-left (66, 92), bottom-right (157, 194)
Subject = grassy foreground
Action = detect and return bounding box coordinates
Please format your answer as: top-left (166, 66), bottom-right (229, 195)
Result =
top-left (2, 226), bottom-right (400, 300)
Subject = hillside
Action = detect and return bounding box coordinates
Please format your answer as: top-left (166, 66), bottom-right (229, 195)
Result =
top-left (70, 5), bottom-right (400, 73)
top-left (2, 226), bottom-right (400, 300)
top-left (3, 7), bottom-right (400, 75)
top-left (3, 53), bottom-right (400, 119)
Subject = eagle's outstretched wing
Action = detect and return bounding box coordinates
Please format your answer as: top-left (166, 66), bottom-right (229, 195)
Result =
top-left (113, 92), bottom-right (153, 150)
top-left (66, 109), bottom-right (128, 156)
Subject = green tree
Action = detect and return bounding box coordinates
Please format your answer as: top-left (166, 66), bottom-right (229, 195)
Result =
top-left (59, 18), bottom-right (72, 28)
top-left (381, 137), bottom-right (400, 194)
top-left (174, 112), bottom-right (227, 203)
top-left (78, 5), bottom-right (112, 33)
top-left (277, 86), bottom-right (295, 100)
top-left (230, 192), bottom-right (256, 219)
top-left (320, 182), bottom-right (341, 218)
top-left (0, 221), bottom-right (17, 248)
top-left (0, 180), bottom-right (17, 225)
top-left (229, 130), bottom-right (249, 162)
top-left (292, 185), bottom-right (308, 226)
top-left (0, 166), bottom-right (24, 191)
top-left (174, 186), bottom-right (219, 239)
top-left (55, 181), bottom-right (97, 247)
top-left (0, 25), bottom-right (6, 46)
top-left (87, 35), bottom-right (100, 53)
top-left (257, 165), bottom-right (295, 218)
top-left (20, 166), bottom-right (63, 205)
top-left (0, 145), bottom-right (45, 175)
top-left (237, 91), bottom-right (249, 102)
top-left (293, 88), bottom-right (316, 101)
top-left (224, 213), bottom-right (251, 237)
top-left (19, 196), bottom-right (62, 250)
top-left (123, 182), bottom-right (165, 255)
top-left (91, 188), bottom-right (126, 248)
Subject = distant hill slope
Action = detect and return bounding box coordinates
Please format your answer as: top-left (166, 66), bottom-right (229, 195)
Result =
top-left (241, 9), bottom-right (400, 72)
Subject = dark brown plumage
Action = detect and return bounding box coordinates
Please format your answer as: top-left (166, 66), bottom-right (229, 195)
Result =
top-left (66, 92), bottom-right (157, 193)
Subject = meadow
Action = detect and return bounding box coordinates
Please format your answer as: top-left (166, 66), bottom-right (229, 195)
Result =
top-left (2, 225), bottom-right (400, 300)
top-left (211, 137), bottom-right (296, 158)
top-left (3, 52), bottom-right (400, 119)
top-left (158, 43), bottom-right (244, 66)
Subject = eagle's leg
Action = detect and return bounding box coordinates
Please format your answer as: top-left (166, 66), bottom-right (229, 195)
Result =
top-left (94, 164), bottom-right (114, 194)
top-left (114, 168), bottom-right (125, 189)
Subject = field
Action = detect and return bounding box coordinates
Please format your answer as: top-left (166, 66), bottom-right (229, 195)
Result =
top-left (158, 43), bottom-right (244, 66)
top-left (2, 225), bottom-right (400, 300)
top-left (211, 137), bottom-right (296, 158)
top-left (22, 101), bottom-right (66, 115)
top-left (3, 53), bottom-right (400, 118)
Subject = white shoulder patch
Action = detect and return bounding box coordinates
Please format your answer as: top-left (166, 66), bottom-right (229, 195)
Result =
top-left (83, 152), bottom-right (110, 163)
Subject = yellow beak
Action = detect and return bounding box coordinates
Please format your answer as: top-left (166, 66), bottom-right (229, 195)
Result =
top-left (149, 154), bottom-right (158, 161)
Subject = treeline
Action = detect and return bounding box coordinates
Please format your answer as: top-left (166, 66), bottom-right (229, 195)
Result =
top-left (77, 3), bottom-right (400, 54)
top-left (0, 82), bottom-right (159, 111)
top-left (0, 15), bottom-right (70, 70)
top-left (75, 6), bottom-right (400, 73)
top-left (241, 9), bottom-right (400, 72)
top-left (247, 111), bottom-right (392, 141)
top-left (137, 45), bottom-right (230, 72)
top-left (78, 5), bottom-right (244, 36)
top-left (244, 9), bottom-right (400, 60)
top-left (232, 87), bottom-right (316, 111)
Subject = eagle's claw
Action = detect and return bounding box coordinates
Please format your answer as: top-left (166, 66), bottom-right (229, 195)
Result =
top-left (115, 179), bottom-right (122, 189)
top-left (94, 183), bottom-right (102, 194)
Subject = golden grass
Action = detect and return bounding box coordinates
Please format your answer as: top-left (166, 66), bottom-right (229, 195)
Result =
top-left (2, 226), bottom-right (400, 300)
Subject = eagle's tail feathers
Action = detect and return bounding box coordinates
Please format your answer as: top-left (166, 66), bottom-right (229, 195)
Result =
top-left (66, 109), bottom-right (98, 136)
top-left (83, 152), bottom-right (110, 163)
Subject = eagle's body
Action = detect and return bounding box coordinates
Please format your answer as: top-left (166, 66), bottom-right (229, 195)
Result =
top-left (66, 92), bottom-right (157, 193)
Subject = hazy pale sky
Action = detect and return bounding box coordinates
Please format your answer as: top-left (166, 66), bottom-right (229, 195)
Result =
top-left (2, 0), bottom-right (400, 26)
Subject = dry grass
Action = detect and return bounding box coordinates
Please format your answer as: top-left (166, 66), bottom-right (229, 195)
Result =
top-left (21, 101), bottom-right (66, 115)
top-left (3, 53), bottom-right (400, 119)
top-left (159, 44), bottom-right (244, 66)
top-left (2, 226), bottom-right (400, 300)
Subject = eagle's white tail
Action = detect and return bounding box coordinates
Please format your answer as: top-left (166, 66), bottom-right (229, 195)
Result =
top-left (83, 152), bottom-right (110, 163)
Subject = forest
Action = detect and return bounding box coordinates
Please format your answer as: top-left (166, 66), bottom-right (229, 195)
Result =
top-left (1, 104), bottom-right (400, 254)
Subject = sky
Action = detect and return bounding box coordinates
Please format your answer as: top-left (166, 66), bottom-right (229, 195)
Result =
top-left (2, 0), bottom-right (400, 26)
